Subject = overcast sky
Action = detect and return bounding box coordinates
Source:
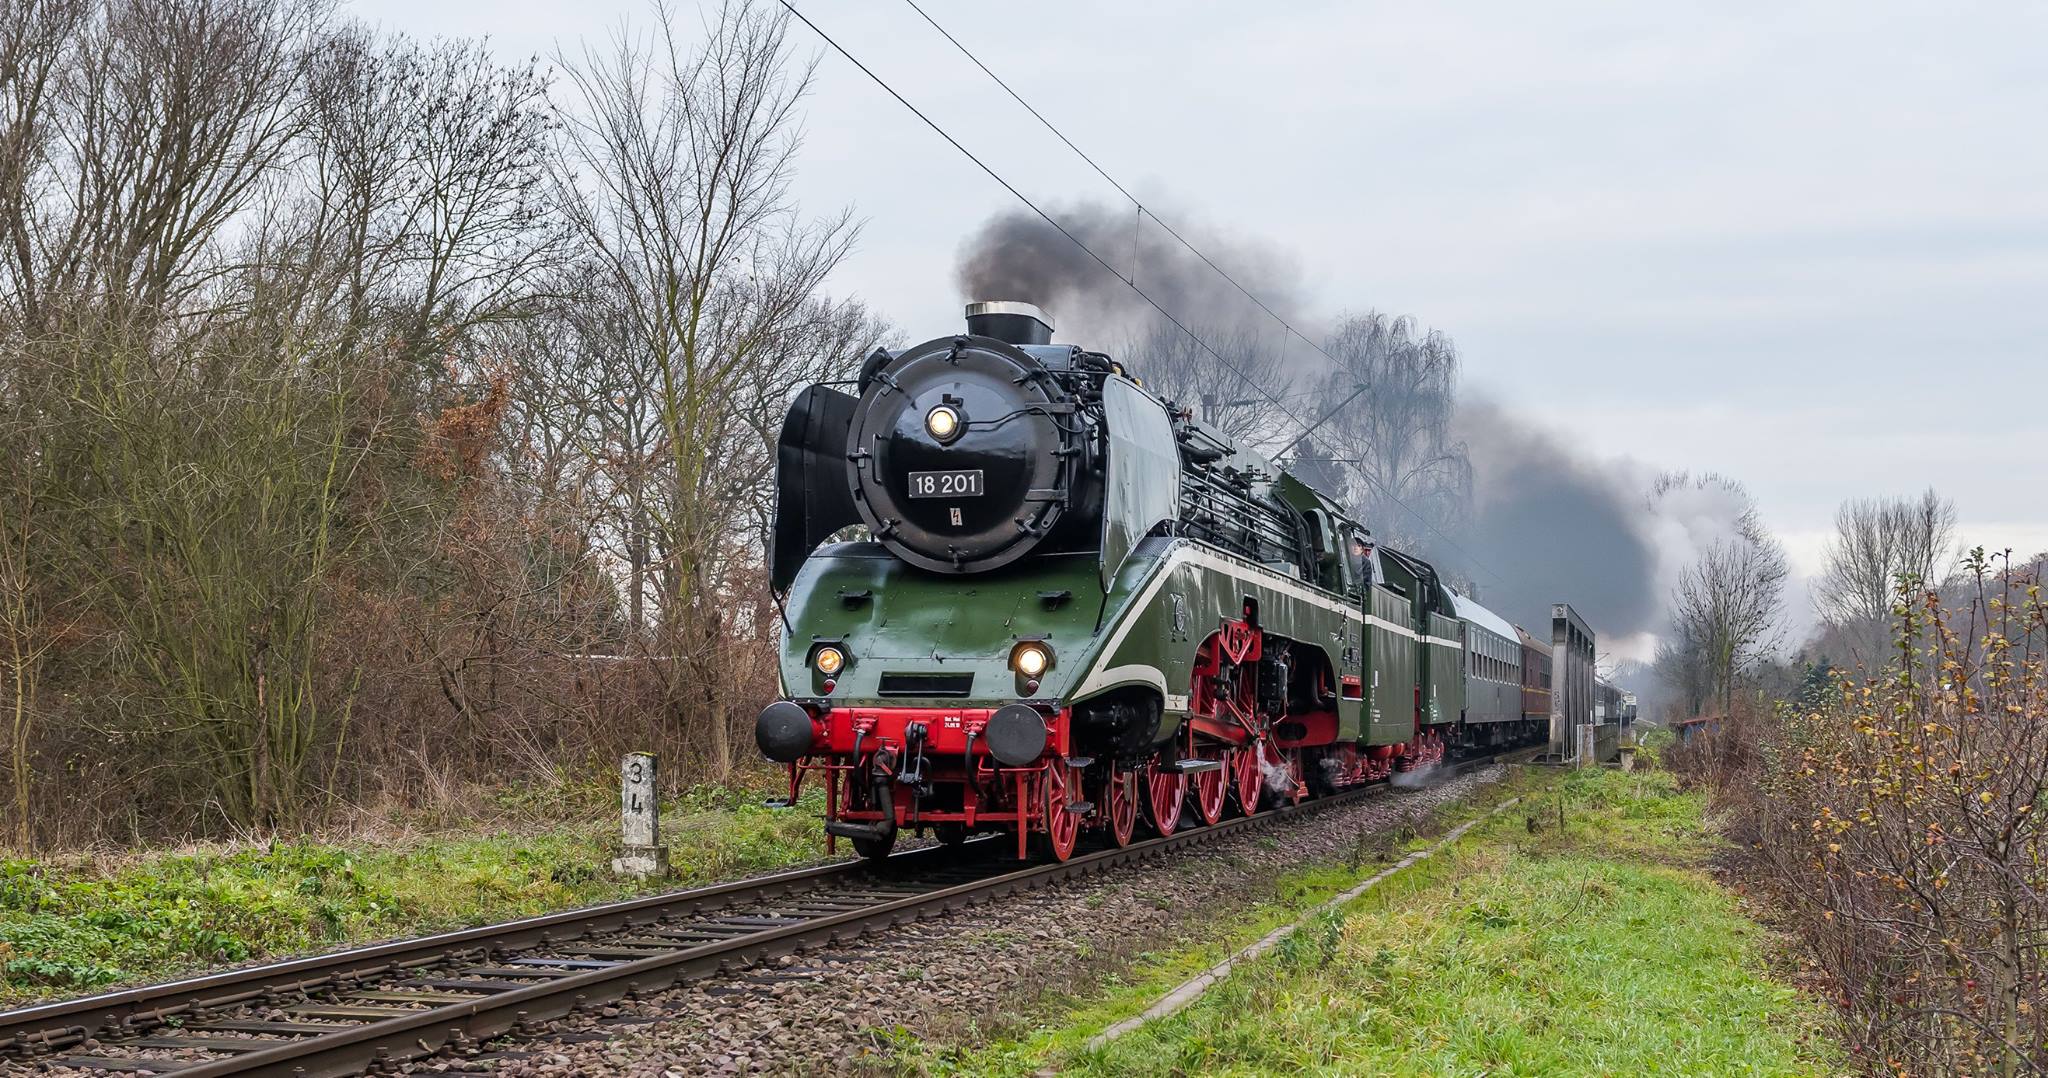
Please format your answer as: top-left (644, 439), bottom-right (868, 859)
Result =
top-left (355, 0), bottom-right (2048, 594)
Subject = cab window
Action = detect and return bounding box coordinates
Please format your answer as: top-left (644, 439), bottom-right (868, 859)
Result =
top-left (1344, 531), bottom-right (1372, 600)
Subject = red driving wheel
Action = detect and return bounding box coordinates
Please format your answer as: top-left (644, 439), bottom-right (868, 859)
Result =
top-left (1144, 758), bottom-right (1186, 836)
top-left (1105, 767), bottom-right (1139, 847)
top-left (1233, 741), bottom-right (1265, 815)
top-left (1038, 762), bottom-right (1079, 862)
top-left (1193, 752), bottom-right (1226, 825)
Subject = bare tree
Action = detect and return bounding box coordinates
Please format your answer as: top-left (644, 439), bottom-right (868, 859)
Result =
top-left (552, 0), bottom-right (863, 779)
top-left (0, 0), bottom-right (88, 330)
top-left (0, 421), bottom-right (64, 850)
top-left (1663, 475), bottom-right (1789, 716)
top-left (1814, 489), bottom-right (1956, 657)
top-left (1313, 311), bottom-right (1470, 546)
top-left (274, 29), bottom-right (561, 370)
top-left (36, 0), bottom-right (320, 326)
top-left (1116, 316), bottom-right (1294, 445)
top-left (0, 0), bottom-right (95, 848)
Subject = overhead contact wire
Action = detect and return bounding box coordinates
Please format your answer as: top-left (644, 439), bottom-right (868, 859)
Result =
top-left (779, 0), bottom-right (1514, 591)
top-left (893, 2), bottom-right (1514, 590)
top-left (899, 0), bottom-right (1339, 371)
top-left (773, 0), bottom-right (1273, 411)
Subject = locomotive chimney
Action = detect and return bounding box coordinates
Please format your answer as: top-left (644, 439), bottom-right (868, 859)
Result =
top-left (965, 300), bottom-right (1054, 346)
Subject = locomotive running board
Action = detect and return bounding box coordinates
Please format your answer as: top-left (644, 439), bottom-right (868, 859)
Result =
top-left (1174, 758), bottom-right (1224, 774)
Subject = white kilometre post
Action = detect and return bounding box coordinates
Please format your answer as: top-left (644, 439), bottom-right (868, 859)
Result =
top-left (610, 751), bottom-right (669, 879)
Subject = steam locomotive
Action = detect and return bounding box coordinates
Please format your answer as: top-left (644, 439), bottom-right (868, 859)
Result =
top-left (758, 302), bottom-right (1558, 861)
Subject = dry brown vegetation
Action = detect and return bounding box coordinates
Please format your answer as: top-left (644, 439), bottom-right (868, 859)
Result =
top-left (0, 0), bottom-right (880, 847)
top-left (1677, 551), bottom-right (2048, 1075)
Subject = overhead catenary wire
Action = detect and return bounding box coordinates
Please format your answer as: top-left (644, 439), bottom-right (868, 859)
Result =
top-left (897, 0), bottom-right (1340, 373)
top-left (891, 2), bottom-right (1518, 594)
top-left (770, 1), bottom-right (1277, 417)
top-left (775, 0), bottom-right (1515, 592)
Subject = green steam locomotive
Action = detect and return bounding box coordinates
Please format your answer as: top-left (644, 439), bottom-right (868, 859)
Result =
top-left (757, 302), bottom-right (1551, 860)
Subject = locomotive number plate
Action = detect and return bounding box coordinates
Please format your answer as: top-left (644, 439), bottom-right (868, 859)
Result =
top-left (908, 469), bottom-right (984, 498)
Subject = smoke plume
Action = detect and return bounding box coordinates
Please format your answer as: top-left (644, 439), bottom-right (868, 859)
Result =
top-left (1436, 402), bottom-right (1769, 659)
top-left (1446, 399), bottom-right (1660, 641)
top-left (954, 201), bottom-right (1308, 341)
top-left (954, 201), bottom-right (1758, 662)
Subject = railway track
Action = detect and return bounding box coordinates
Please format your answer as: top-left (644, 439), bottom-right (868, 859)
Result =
top-left (2, 751), bottom-right (1520, 1077)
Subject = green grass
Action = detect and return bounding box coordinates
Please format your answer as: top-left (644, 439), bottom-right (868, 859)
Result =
top-left (892, 769), bottom-right (1841, 1077)
top-left (0, 781), bottom-right (828, 1003)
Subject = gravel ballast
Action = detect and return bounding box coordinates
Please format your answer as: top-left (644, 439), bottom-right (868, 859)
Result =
top-left (396, 764), bottom-right (1510, 1077)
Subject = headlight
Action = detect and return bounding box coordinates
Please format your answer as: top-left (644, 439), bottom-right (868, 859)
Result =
top-left (814, 645), bottom-right (846, 675)
top-left (925, 404), bottom-right (962, 443)
top-left (1011, 642), bottom-right (1051, 678)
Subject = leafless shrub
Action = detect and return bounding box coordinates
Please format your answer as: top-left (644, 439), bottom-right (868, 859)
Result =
top-left (1700, 550), bottom-right (2048, 1074)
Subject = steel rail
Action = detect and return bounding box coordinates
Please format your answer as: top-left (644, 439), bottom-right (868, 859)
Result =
top-left (0, 849), bottom-right (923, 1054)
top-left (3, 750), bottom-right (1519, 1077)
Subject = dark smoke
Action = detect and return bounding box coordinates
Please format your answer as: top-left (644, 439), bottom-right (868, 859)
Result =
top-left (1444, 399), bottom-right (1661, 641)
top-left (953, 201), bottom-right (1307, 341)
top-left (953, 199), bottom-right (1752, 658)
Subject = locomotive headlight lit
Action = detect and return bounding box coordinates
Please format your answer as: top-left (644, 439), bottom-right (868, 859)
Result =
top-left (813, 645), bottom-right (846, 676)
top-left (1011, 641), bottom-right (1051, 678)
top-left (924, 404), bottom-right (962, 443)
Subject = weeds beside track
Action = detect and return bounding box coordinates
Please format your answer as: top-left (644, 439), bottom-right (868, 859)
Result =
top-left (0, 751), bottom-right (1522, 1077)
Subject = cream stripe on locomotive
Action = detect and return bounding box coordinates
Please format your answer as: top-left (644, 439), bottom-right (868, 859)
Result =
top-left (1071, 538), bottom-right (1457, 708)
